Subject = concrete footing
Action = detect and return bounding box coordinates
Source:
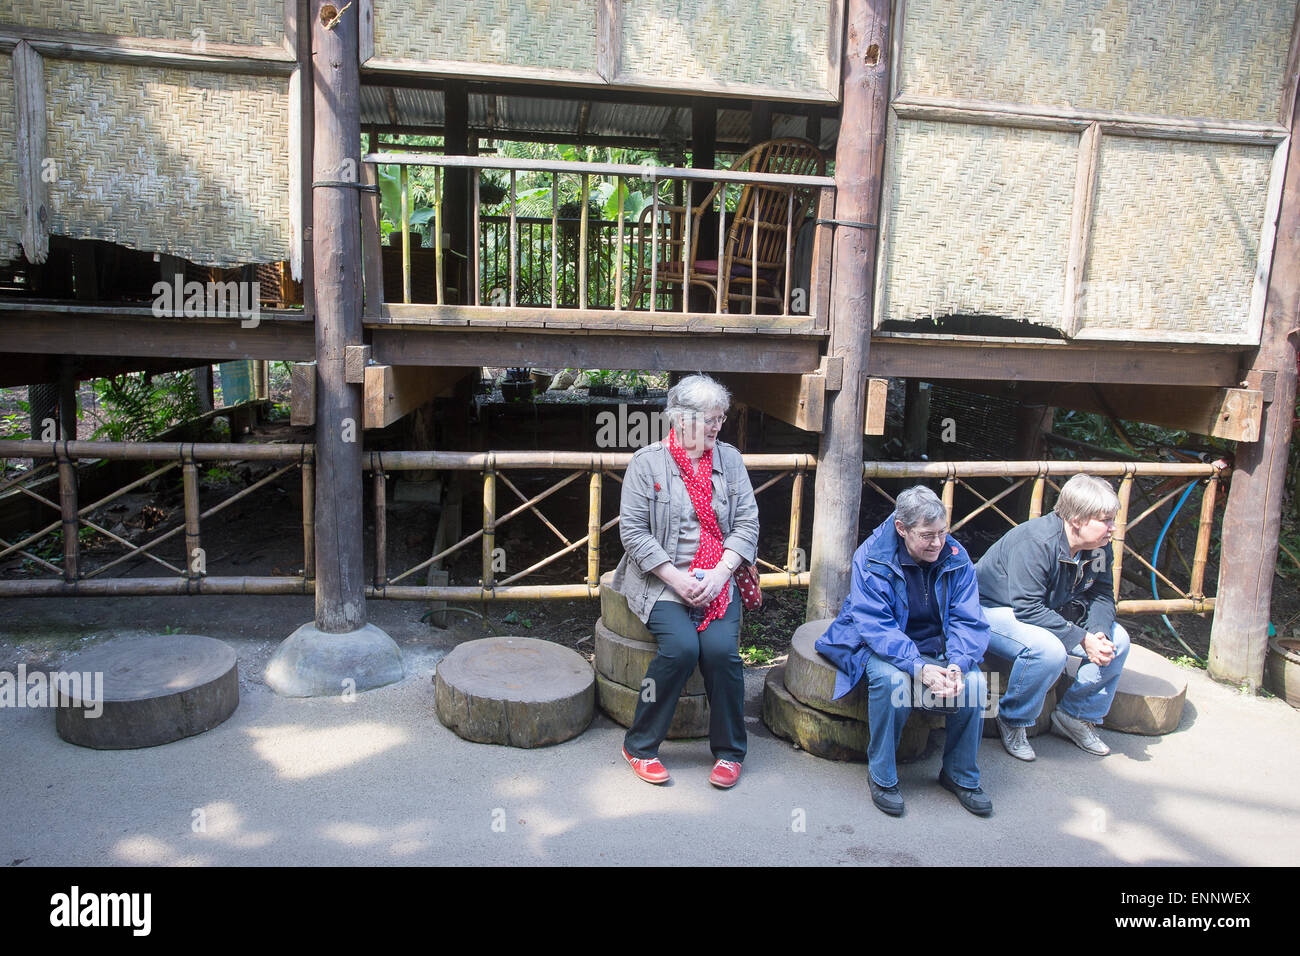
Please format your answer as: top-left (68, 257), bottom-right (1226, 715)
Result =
top-left (265, 622), bottom-right (404, 697)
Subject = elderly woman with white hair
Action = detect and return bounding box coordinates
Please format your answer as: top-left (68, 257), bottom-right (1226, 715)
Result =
top-left (975, 473), bottom-right (1131, 760)
top-left (609, 373), bottom-right (760, 789)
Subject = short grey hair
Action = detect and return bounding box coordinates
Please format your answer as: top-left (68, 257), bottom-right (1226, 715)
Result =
top-left (894, 485), bottom-right (947, 529)
top-left (1054, 474), bottom-right (1120, 524)
top-left (664, 374), bottom-right (731, 430)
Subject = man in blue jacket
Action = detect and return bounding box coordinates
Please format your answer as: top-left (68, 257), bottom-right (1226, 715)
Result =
top-left (815, 485), bottom-right (991, 817)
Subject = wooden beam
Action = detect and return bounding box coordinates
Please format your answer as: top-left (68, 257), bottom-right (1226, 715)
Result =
top-left (957, 381), bottom-right (1263, 442)
top-left (809, 187), bottom-right (835, 331)
top-left (291, 361), bottom-right (316, 426)
top-left (1062, 122), bottom-right (1100, 337)
top-left (868, 335), bottom-right (1243, 387)
top-left (0, 26), bottom-right (296, 75)
top-left (13, 41), bottom-right (48, 265)
top-left (362, 365), bottom-right (476, 430)
top-left (807, 0), bottom-right (891, 620)
top-left (0, 308), bottom-right (315, 361)
top-left (863, 377), bottom-right (888, 435)
top-left (358, 0), bottom-right (375, 63)
top-left (712, 372), bottom-right (825, 432)
top-left (370, 328), bottom-right (822, 374)
top-left (344, 345), bottom-right (372, 383)
top-left (595, 0), bottom-right (622, 82)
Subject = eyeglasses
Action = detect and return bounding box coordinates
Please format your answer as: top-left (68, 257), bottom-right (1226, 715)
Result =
top-left (691, 415), bottom-right (727, 428)
top-left (907, 528), bottom-right (948, 544)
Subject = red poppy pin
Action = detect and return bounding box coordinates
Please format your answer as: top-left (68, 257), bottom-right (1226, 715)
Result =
top-left (654, 482), bottom-right (661, 492)
top-left (951, 545), bottom-right (959, 555)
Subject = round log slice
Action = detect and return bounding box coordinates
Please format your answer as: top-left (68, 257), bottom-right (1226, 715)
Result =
top-left (1265, 636), bottom-right (1300, 710)
top-left (599, 570), bottom-right (655, 643)
top-left (595, 673), bottom-right (709, 738)
top-left (55, 634), bottom-right (239, 750)
top-left (593, 617), bottom-right (706, 696)
top-left (981, 650), bottom-right (1055, 739)
top-left (434, 637), bottom-right (594, 748)
top-left (1054, 642), bottom-right (1188, 736)
top-left (762, 666), bottom-right (932, 763)
top-left (783, 618), bottom-right (867, 719)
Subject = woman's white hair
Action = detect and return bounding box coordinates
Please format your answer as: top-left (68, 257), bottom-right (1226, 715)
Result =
top-left (1054, 474), bottom-right (1120, 524)
top-left (894, 485), bottom-right (947, 529)
top-left (664, 374), bottom-right (731, 430)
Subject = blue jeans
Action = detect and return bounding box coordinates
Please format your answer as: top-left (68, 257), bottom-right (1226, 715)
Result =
top-left (984, 606), bottom-right (1130, 726)
top-left (863, 651), bottom-right (985, 790)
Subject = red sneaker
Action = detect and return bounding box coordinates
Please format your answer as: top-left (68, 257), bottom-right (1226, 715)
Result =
top-left (623, 747), bottom-right (670, 784)
top-left (709, 759), bottom-right (742, 789)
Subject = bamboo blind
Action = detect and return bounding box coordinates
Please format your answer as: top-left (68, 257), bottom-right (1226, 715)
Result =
top-left (1081, 137), bottom-right (1276, 339)
top-left (878, 118), bottom-right (1077, 328)
top-left (899, 0), bottom-right (1297, 124)
top-left (0, 53), bottom-right (20, 264)
top-left (5, 0), bottom-right (286, 47)
top-left (43, 60), bottom-right (293, 267)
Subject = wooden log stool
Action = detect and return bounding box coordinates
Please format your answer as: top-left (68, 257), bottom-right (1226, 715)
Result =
top-left (55, 634), bottom-right (239, 750)
top-left (595, 570), bottom-right (709, 738)
top-left (980, 650), bottom-right (1056, 739)
top-left (1054, 642), bottom-right (1188, 735)
top-left (763, 619), bottom-right (937, 762)
top-left (434, 637), bottom-right (595, 747)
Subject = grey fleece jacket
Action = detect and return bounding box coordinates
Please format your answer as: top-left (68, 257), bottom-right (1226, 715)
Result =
top-left (974, 512), bottom-right (1115, 649)
top-left (610, 439), bottom-right (760, 624)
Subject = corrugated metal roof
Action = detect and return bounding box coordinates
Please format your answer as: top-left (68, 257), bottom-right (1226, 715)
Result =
top-left (359, 86), bottom-right (838, 151)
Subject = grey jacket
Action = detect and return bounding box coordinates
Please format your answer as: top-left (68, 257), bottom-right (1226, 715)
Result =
top-left (611, 439), bottom-right (760, 623)
top-left (974, 512), bottom-right (1115, 649)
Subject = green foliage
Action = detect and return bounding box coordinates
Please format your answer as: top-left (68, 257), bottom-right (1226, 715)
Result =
top-left (1171, 654), bottom-right (1207, 670)
top-left (502, 609), bottom-right (533, 629)
top-left (1, 401), bottom-right (31, 440)
top-left (740, 645), bottom-right (775, 666)
top-left (91, 372), bottom-right (201, 442)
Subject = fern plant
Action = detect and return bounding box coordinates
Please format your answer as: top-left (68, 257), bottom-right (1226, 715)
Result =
top-left (92, 372), bottom-right (201, 442)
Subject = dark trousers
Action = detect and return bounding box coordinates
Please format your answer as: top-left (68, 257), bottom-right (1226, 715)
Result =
top-left (623, 596), bottom-right (746, 763)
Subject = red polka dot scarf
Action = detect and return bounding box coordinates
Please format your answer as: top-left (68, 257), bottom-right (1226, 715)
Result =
top-left (667, 426), bottom-right (731, 631)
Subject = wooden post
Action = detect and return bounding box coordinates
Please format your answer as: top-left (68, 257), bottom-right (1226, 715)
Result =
top-left (1209, 66), bottom-right (1300, 687)
top-left (788, 469), bottom-right (805, 574)
top-left (58, 357), bottom-right (78, 441)
top-left (182, 460), bottom-right (201, 579)
top-left (310, 0), bottom-right (368, 632)
top-left (443, 80), bottom-right (469, 303)
top-left (1191, 472), bottom-right (1218, 600)
top-left (587, 470), bottom-right (602, 587)
top-left (807, 0), bottom-right (891, 620)
top-left (902, 379), bottom-right (929, 459)
top-left (301, 459), bottom-right (315, 580)
top-left (1111, 473), bottom-right (1132, 601)
top-left (56, 447), bottom-right (78, 583)
top-left (373, 466), bottom-right (387, 587)
top-left (483, 464), bottom-right (496, 590)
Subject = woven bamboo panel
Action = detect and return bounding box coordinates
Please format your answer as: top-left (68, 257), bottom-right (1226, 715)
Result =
top-left (1080, 137), bottom-right (1275, 340)
top-left (42, 61), bottom-right (292, 267)
top-left (878, 119), bottom-right (1077, 329)
top-left (617, 0), bottom-right (833, 96)
top-left (6, 0), bottom-right (284, 47)
top-left (372, 0), bottom-right (597, 71)
top-left (899, 0), bottom-right (1296, 124)
top-left (0, 54), bottom-right (21, 264)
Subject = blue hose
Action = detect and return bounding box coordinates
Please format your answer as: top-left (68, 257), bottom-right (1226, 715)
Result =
top-left (1151, 480), bottom-right (1204, 663)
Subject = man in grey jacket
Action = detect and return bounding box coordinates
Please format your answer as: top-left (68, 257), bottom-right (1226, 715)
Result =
top-left (975, 474), bottom-right (1130, 759)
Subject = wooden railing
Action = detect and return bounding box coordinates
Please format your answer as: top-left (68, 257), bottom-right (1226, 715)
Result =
top-left (0, 441), bottom-right (1224, 614)
top-left (363, 152), bottom-right (836, 325)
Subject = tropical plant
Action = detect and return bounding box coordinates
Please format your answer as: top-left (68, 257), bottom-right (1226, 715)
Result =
top-left (91, 372), bottom-right (201, 442)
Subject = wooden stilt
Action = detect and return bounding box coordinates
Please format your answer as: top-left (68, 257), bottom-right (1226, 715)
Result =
top-left (1210, 66), bottom-right (1300, 686)
top-left (807, 0), bottom-right (891, 620)
top-left (310, 0), bottom-right (368, 632)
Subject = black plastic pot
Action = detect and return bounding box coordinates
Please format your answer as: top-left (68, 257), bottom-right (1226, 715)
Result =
top-left (501, 381), bottom-right (534, 403)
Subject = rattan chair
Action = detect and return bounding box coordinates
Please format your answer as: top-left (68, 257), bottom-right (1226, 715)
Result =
top-left (630, 138), bottom-right (826, 314)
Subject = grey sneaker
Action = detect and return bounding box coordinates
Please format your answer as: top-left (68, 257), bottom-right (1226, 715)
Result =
top-left (996, 715), bottom-right (1036, 761)
top-left (1050, 709), bottom-right (1111, 756)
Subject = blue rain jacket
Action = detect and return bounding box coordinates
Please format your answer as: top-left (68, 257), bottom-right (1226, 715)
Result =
top-left (814, 513), bottom-right (990, 699)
